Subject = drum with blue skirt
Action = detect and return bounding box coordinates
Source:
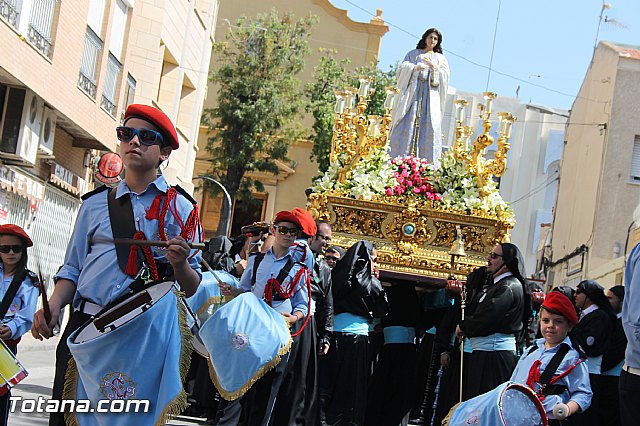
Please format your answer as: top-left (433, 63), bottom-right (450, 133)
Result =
top-left (184, 270), bottom-right (239, 357)
top-left (199, 292), bottom-right (292, 401)
top-left (444, 382), bottom-right (548, 426)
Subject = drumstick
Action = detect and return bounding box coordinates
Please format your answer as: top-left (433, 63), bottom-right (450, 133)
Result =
top-left (90, 237), bottom-right (206, 250)
top-left (33, 260), bottom-right (51, 324)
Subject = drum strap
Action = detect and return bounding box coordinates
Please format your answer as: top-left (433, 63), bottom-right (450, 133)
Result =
top-left (526, 343), bottom-right (578, 398)
top-left (0, 276), bottom-right (24, 322)
top-left (538, 343), bottom-right (571, 386)
top-left (107, 188), bottom-right (138, 274)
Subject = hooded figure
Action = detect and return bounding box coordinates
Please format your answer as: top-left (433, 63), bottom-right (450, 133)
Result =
top-left (457, 243), bottom-right (528, 400)
top-left (319, 240), bottom-right (384, 426)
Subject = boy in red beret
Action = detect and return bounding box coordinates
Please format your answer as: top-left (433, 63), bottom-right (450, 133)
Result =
top-left (31, 104), bottom-right (203, 425)
top-left (510, 291), bottom-right (592, 424)
top-left (217, 209), bottom-right (313, 425)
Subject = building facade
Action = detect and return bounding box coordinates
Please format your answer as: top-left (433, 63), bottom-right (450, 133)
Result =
top-left (548, 41), bottom-right (640, 289)
top-left (0, 0), bottom-right (218, 288)
top-left (195, 0), bottom-right (388, 236)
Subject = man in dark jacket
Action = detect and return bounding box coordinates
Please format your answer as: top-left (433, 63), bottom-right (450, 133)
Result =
top-left (456, 243), bottom-right (529, 399)
top-left (568, 280), bottom-right (615, 426)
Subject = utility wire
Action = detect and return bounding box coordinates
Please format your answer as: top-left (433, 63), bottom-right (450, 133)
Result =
top-left (342, 0), bottom-right (608, 105)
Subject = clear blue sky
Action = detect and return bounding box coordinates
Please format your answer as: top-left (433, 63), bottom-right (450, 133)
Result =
top-left (329, 0), bottom-right (640, 110)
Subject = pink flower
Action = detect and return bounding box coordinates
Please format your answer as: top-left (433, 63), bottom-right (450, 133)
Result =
top-left (401, 170), bottom-right (409, 178)
top-left (427, 193), bottom-right (435, 201)
top-left (393, 172), bottom-right (399, 178)
top-left (397, 176), bottom-right (404, 184)
top-left (407, 181), bottom-right (413, 187)
top-left (420, 185), bottom-right (427, 192)
top-left (395, 186), bottom-right (405, 195)
top-left (413, 187), bottom-right (421, 194)
top-left (385, 187), bottom-right (394, 196)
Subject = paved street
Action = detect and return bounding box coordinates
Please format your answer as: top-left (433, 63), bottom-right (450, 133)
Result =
top-left (7, 334), bottom-right (206, 425)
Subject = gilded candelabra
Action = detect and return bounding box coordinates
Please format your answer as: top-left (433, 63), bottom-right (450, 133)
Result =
top-left (452, 92), bottom-right (516, 202)
top-left (330, 77), bottom-right (397, 183)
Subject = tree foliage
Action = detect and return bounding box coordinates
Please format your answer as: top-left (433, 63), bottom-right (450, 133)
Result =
top-left (202, 10), bottom-right (317, 232)
top-left (305, 51), bottom-right (396, 175)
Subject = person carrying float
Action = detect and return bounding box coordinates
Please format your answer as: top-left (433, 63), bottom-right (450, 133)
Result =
top-left (31, 104), bottom-right (203, 426)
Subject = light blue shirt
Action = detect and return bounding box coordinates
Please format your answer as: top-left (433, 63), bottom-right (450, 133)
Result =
top-left (239, 243), bottom-right (313, 316)
top-left (510, 337), bottom-right (592, 418)
top-left (55, 176), bottom-right (202, 310)
top-left (0, 265), bottom-right (39, 339)
top-left (624, 242), bottom-right (640, 369)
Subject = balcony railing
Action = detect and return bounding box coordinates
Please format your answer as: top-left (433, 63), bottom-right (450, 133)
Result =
top-left (78, 73), bottom-right (97, 99)
top-left (0, 0), bottom-right (19, 28)
top-left (100, 53), bottom-right (121, 116)
top-left (78, 27), bottom-right (102, 99)
top-left (26, 0), bottom-right (57, 58)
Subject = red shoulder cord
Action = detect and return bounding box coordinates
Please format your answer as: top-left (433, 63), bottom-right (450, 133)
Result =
top-left (125, 188), bottom-right (203, 279)
top-left (526, 357), bottom-right (586, 401)
top-left (264, 244), bottom-right (312, 337)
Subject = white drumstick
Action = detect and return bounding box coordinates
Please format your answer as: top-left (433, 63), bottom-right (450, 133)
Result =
top-left (553, 403), bottom-right (570, 420)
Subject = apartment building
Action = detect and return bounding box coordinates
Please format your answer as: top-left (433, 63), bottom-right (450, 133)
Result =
top-left (0, 0), bottom-right (218, 286)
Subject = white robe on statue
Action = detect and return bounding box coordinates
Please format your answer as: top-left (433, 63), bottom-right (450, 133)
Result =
top-left (389, 49), bottom-right (449, 165)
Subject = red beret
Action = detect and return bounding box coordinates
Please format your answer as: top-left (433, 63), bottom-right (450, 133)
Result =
top-left (274, 211), bottom-right (302, 229)
top-left (123, 104), bottom-right (179, 150)
top-left (542, 291), bottom-right (578, 325)
top-left (0, 224), bottom-right (33, 247)
top-left (292, 208), bottom-right (317, 237)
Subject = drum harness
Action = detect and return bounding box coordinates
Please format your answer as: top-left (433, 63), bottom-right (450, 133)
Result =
top-left (250, 245), bottom-right (312, 337)
top-left (525, 342), bottom-right (586, 401)
top-left (78, 185), bottom-right (202, 317)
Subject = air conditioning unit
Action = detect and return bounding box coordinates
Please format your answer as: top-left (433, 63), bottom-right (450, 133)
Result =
top-left (0, 87), bottom-right (43, 165)
top-left (39, 106), bottom-right (56, 156)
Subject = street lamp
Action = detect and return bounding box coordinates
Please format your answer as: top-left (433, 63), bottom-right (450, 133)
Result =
top-left (193, 175), bottom-right (232, 237)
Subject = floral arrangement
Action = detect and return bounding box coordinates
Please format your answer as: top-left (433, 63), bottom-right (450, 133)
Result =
top-left (385, 156), bottom-right (442, 201)
top-left (311, 147), bottom-right (513, 220)
top-left (431, 150), bottom-right (513, 218)
top-left (311, 149), bottom-right (394, 201)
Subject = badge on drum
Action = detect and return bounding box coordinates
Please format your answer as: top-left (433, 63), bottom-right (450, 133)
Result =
top-left (100, 372), bottom-right (137, 400)
top-left (231, 333), bottom-right (249, 351)
top-left (463, 411), bottom-right (480, 425)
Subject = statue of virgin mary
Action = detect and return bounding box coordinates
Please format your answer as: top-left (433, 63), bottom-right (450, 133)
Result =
top-left (389, 28), bottom-right (450, 165)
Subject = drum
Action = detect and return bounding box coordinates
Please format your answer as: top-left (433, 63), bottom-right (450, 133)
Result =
top-left (185, 270), bottom-right (239, 357)
top-left (72, 281), bottom-right (175, 343)
top-left (199, 292), bottom-right (292, 401)
top-left (0, 339), bottom-right (27, 396)
top-left (444, 382), bottom-right (548, 426)
top-left (67, 280), bottom-right (188, 426)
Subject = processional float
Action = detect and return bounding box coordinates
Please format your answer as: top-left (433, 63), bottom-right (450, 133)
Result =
top-left (308, 81), bottom-right (516, 285)
top-left (306, 79), bottom-right (553, 425)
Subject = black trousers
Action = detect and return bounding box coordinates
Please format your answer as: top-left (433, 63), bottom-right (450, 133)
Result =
top-left (214, 352), bottom-right (290, 426)
top-left (619, 369), bottom-right (640, 426)
top-left (49, 310), bottom-right (91, 426)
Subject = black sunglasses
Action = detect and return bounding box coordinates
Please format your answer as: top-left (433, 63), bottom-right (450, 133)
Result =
top-left (116, 126), bottom-right (165, 147)
top-left (0, 245), bottom-right (23, 254)
top-left (489, 252), bottom-right (503, 259)
top-left (316, 234), bottom-right (332, 242)
top-left (276, 225), bottom-right (299, 236)
top-left (325, 255), bottom-right (339, 262)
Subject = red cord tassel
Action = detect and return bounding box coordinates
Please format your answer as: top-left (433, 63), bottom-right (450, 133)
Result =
top-left (124, 231), bottom-right (145, 276)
